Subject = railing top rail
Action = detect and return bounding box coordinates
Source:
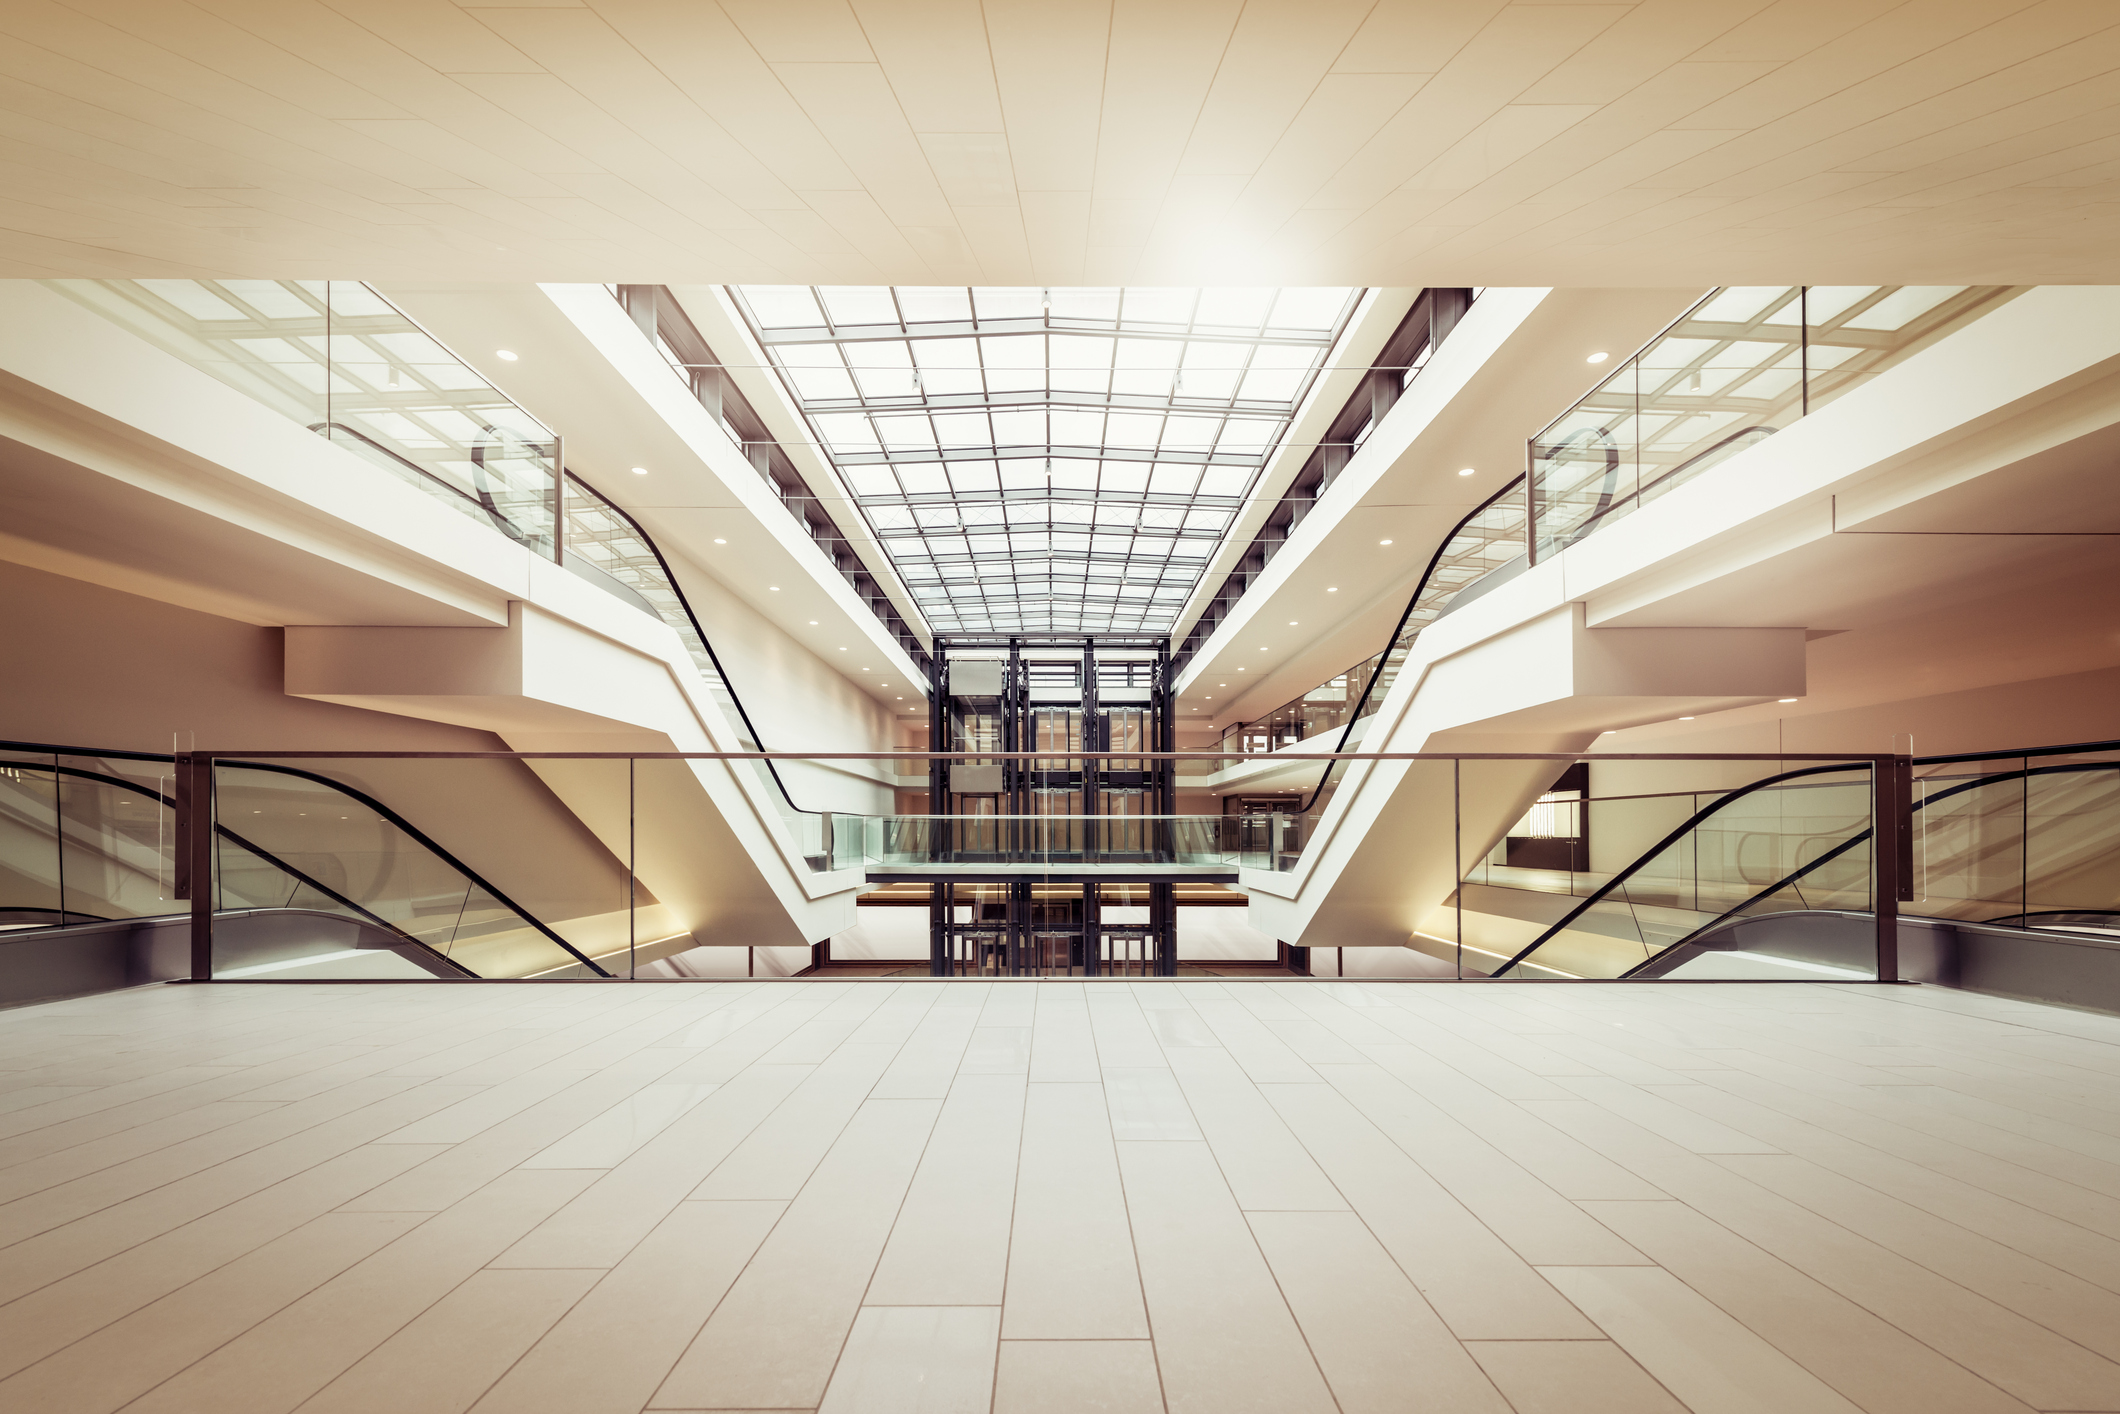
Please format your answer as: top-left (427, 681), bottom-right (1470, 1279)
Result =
top-left (186, 749), bottom-right (1898, 764)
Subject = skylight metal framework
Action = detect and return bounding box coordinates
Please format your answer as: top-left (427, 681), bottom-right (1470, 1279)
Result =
top-left (729, 286), bottom-right (1359, 637)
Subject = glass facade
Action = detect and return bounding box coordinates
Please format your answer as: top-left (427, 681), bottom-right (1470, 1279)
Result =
top-left (730, 285), bottom-right (1359, 635)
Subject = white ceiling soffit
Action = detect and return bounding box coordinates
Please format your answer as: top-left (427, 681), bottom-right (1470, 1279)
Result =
top-left (724, 284), bottom-right (1361, 635)
top-left (2, 3), bottom-right (2116, 286)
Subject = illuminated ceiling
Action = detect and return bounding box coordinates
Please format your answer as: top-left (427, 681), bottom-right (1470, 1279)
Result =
top-left (731, 285), bottom-right (1358, 635)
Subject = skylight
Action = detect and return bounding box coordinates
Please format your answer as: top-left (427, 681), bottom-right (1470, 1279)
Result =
top-left (730, 286), bottom-right (1359, 636)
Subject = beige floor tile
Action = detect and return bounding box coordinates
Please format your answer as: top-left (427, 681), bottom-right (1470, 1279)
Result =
top-left (1248, 1210), bottom-right (1510, 1414)
top-left (1001, 1082), bottom-right (1147, 1340)
top-left (492, 1063), bottom-right (808, 1269)
top-left (1030, 988), bottom-right (1099, 1083)
top-left (1582, 1199), bottom-right (2034, 1414)
top-left (0, 1210), bottom-right (420, 1414)
top-left (1712, 1150), bottom-right (2120, 1363)
top-left (1359, 1045), bottom-right (1666, 1200)
top-left (376, 1071), bottom-right (591, 1146)
top-left (1116, 1141), bottom-right (1334, 1414)
top-left (1660, 1076), bottom-right (2120, 1287)
top-left (1145, 1009), bottom-right (1217, 1049)
top-left (871, 1003), bottom-right (980, 1100)
top-left (0, 1085), bottom-right (468, 1305)
top-left (1558, 1077), bottom-right (1784, 1154)
top-left (817, 1306), bottom-right (1000, 1414)
top-left (993, 1340), bottom-right (1162, 1414)
top-left (1542, 1265), bottom-right (1865, 1414)
top-left (1164, 1051), bottom-right (1341, 1210)
top-left (113, 1170), bottom-right (599, 1414)
top-left (293, 1268), bottom-right (596, 1414)
top-left (689, 1043), bottom-right (900, 1199)
top-left (1102, 1069), bottom-right (1200, 1141)
top-left (518, 1081), bottom-right (719, 1168)
top-left (1528, 1096), bottom-right (2120, 1409)
top-left (869, 1073), bottom-right (1025, 1305)
top-left (962, 1027), bottom-right (1033, 1075)
top-left (1085, 996), bottom-right (1165, 1070)
top-left (1258, 1083), bottom-right (1599, 1340)
top-left (1318, 1063), bottom-right (1647, 1264)
top-left (469, 1200), bottom-right (784, 1414)
top-left (0, 1131), bottom-right (442, 1348)
top-left (1185, 1000), bottom-right (1319, 1083)
top-left (653, 1099), bottom-right (941, 1410)
top-left (1467, 1340), bottom-right (1690, 1414)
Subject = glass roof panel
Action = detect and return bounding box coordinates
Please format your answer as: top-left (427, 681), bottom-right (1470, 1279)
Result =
top-left (730, 284), bottom-right (1360, 635)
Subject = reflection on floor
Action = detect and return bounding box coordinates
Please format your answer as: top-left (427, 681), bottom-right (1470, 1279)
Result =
top-left (6, 980), bottom-right (2120, 1413)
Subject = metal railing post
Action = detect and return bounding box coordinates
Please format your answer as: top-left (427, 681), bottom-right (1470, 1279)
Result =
top-left (1873, 754), bottom-right (1909, 982)
top-left (173, 752), bottom-right (215, 981)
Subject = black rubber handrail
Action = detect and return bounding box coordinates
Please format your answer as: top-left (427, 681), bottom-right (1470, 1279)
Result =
top-left (0, 742), bottom-right (606, 976)
top-left (562, 473), bottom-right (808, 814)
top-left (1486, 761), bottom-right (1872, 976)
top-left (1285, 474), bottom-right (1533, 813)
top-left (1604, 758), bottom-right (2120, 977)
top-left (0, 757), bottom-right (480, 977)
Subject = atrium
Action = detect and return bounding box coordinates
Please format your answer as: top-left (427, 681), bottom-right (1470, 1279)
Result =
top-left (3, 4), bottom-right (2119, 1414)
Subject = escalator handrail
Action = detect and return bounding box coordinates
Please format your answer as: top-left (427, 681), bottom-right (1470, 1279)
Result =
top-left (0, 758), bottom-right (481, 978)
top-left (1294, 473), bottom-right (1531, 812)
top-left (1487, 760), bottom-right (1874, 976)
top-left (0, 741), bottom-right (607, 976)
top-left (561, 474), bottom-right (808, 815)
top-left (1608, 758), bottom-right (2120, 976)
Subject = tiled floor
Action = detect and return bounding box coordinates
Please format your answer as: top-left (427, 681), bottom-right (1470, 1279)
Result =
top-left (5, 980), bottom-right (2120, 1414)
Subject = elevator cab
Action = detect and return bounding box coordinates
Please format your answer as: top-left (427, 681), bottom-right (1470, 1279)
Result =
top-left (925, 635), bottom-right (1180, 975)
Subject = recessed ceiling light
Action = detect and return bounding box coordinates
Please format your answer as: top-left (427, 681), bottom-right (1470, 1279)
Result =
top-left (1586, 351), bottom-right (1608, 364)
top-left (1602, 730), bottom-right (1616, 734)
top-left (1259, 647), bottom-right (1268, 652)
top-left (631, 466), bottom-right (647, 475)
top-left (1779, 697), bottom-right (1798, 703)
top-left (1679, 716), bottom-right (1694, 720)
top-left (769, 586), bottom-right (780, 591)
top-left (1205, 695), bottom-right (1213, 699)
top-left (713, 538), bottom-right (727, 544)
top-left (809, 620), bottom-right (818, 625)
top-left (1458, 467), bottom-right (1475, 476)
top-left (496, 349), bottom-right (519, 361)
top-left (1379, 539), bottom-right (1393, 545)
top-left (1287, 621), bottom-right (1298, 626)
top-left (1326, 586), bottom-right (1338, 593)
top-left (839, 647), bottom-right (848, 651)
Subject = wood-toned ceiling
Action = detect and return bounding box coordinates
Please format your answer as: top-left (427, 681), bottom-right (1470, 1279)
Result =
top-left (4, 0), bottom-right (2116, 284)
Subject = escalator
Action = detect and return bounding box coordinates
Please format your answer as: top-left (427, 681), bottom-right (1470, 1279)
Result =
top-left (1, 741), bottom-right (613, 1003)
top-left (1473, 740), bottom-right (2120, 1005)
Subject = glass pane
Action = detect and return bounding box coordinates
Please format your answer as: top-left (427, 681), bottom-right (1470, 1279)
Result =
top-left (42, 279), bottom-right (559, 558)
top-left (210, 760), bottom-right (627, 979)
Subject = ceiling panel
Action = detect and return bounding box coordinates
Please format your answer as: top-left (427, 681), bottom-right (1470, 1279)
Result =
top-left (0, 1), bottom-right (2112, 284)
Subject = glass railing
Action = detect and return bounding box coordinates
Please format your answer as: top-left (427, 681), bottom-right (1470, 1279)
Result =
top-left (1211, 285), bottom-right (2022, 824)
top-left (558, 473), bottom-right (852, 856)
top-left (1909, 745), bottom-right (2120, 929)
top-left (1530, 285), bottom-right (2018, 560)
top-left (1484, 768), bottom-right (1878, 979)
top-left (44, 279), bottom-right (561, 557)
top-left (859, 814), bottom-right (1288, 869)
top-left (1220, 475), bottom-right (1529, 759)
top-left (1475, 741), bottom-right (2120, 981)
top-left (0, 742), bottom-right (610, 980)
